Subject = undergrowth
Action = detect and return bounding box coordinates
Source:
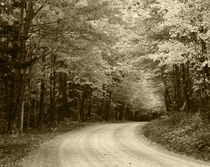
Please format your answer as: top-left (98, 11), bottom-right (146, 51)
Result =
top-left (0, 120), bottom-right (87, 167)
top-left (142, 112), bottom-right (210, 162)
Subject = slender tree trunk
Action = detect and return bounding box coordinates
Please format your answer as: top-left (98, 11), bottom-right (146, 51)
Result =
top-left (20, 101), bottom-right (24, 132)
top-left (161, 66), bottom-right (172, 113)
top-left (122, 102), bottom-right (127, 121)
top-left (16, 0), bottom-right (34, 132)
top-left (58, 73), bottom-right (67, 121)
top-left (181, 63), bottom-right (189, 112)
top-left (175, 65), bottom-right (182, 108)
top-left (5, 77), bottom-right (10, 131)
top-left (8, 78), bottom-right (16, 131)
top-left (17, 0), bottom-right (27, 131)
top-left (6, 0), bottom-right (34, 132)
top-left (62, 73), bottom-right (68, 119)
top-left (199, 38), bottom-right (209, 115)
top-left (80, 89), bottom-right (86, 122)
top-left (173, 65), bottom-right (178, 108)
top-left (87, 88), bottom-right (92, 120)
top-left (26, 98), bottom-right (31, 130)
top-left (38, 80), bottom-right (45, 128)
top-left (105, 91), bottom-right (111, 121)
top-left (98, 84), bottom-right (105, 117)
top-left (76, 97), bottom-right (80, 121)
top-left (30, 99), bottom-right (35, 128)
top-left (50, 54), bottom-right (57, 127)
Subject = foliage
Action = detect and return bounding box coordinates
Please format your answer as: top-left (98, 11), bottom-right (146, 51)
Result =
top-left (2, 0), bottom-right (208, 135)
top-left (143, 113), bottom-right (210, 161)
top-left (1, 0), bottom-right (209, 164)
top-left (139, 0), bottom-right (210, 113)
top-left (0, 0), bottom-right (165, 133)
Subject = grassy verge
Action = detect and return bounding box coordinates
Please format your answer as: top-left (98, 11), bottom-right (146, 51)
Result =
top-left (0, 120), bottom-right (87, 167)
top-left (142, 113), bottom-right (210, 162)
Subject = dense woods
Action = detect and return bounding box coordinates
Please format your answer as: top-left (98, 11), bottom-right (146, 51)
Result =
top-left (147, 0), bottom-right (210, 117)
top-left (0, 0), bottom-right (209, 135)
top-left (0, 0), bottom-right (163, 134)
top-left (0, 0), bottom-right (210, 166)
top-left (140, 0), bottom-right (210, 161)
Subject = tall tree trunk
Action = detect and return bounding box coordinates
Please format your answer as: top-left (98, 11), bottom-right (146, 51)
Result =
top-left (5, 0), bottom-right (34, 132)
top-left (98, 84), bottom-right (105, 117)
top-left (173, 65), bottom-right (178, 107)
top-left (62, 73), bottom-right (68, 119)
top-left (80, 90), bottom-right (86, 122)
top-left (50, 54), bottom-right (57, 127)
top-left (20, 101), bottom-right (24, 132)
top-left (5, 77), bottom-right (10, 131)
top-left (26, 97), bottom-right (31, 130)
top-left (8, 78), bottom-right (16, 131)
top-left (87, 88), bottom-right (93, 120)
top-left (76, 97), bottom-right (81, 121)
top-left (181, 63), bottom-right (189, 112)
top-left (105, 91), bottom-right (111, 121)
top-left (200, 38), bottom-right (209, 115)
top-left (17, 0), bottom-right (34, 131)
top-left (30, 99), bottom-right (35, 128)
top-left (175, 65), bottom-right (182, 108)
top-left (58, 73), bottom-right (67, 121)
top-left (122, 102), bottom-right (127, 121)
top-left (38, 80), bottom-right (45, 128)
top-left (161, 66), bottom-right (172, 113)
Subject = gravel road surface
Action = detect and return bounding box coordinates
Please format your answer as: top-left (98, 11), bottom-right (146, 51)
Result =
top-left (23, 123), bottom-right (210, 167)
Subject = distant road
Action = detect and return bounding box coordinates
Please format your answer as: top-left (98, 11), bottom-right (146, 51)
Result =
top-left (23, 123), bottom-right (210, 167)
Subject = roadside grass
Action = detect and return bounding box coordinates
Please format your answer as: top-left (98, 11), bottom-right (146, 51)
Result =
top-left (0, 120), bottom-right (87, 167)
top-left (142, 112), bottom-right (210, 162)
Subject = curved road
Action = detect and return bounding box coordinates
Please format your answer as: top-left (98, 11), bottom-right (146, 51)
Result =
top-left (23, 123), bottom-right (210, 167)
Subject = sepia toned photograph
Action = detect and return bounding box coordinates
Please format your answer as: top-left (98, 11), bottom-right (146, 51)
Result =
top-left (0, 0), bottom-right (209, 166)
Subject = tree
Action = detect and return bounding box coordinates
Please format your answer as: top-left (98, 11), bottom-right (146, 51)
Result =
top-left (143, 0), bottom-right (210, 115)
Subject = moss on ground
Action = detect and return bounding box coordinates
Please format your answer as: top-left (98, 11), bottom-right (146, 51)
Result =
top-left (142, 113), bottom-right (210, 162)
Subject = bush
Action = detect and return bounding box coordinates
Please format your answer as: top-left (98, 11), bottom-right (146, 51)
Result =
top-left (142, 112), bottom-right (210, 161)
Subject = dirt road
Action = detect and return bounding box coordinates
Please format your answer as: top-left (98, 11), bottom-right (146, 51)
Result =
top-left (23, 123), bottom-right (210, 167)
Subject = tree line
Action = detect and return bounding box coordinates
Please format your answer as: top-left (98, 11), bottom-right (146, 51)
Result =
top-left (3, 0), bottom-right (207, 134)
top-left (1, 0), bottom-right (163, 133)
top-left (141, 0), bottom-right (210, 117)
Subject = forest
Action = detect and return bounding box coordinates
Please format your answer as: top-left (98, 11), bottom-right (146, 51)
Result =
top-left (0, 0), bottom-right (210, 166)
top-left (0, 0), bottom-right (166, 133)
top-left (0, 0), bottom-right (209, 132)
